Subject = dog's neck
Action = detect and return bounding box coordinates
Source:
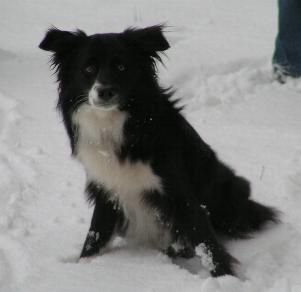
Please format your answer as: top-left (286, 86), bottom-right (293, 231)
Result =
top-left (72, 104), bottom-right (128, 154)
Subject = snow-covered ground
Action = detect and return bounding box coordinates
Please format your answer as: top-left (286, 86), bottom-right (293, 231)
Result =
top-left (1, 0), bottom-right (301, 291)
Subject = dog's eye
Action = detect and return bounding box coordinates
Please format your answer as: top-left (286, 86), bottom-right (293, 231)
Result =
top-left (117, 64), bottom-right (125, 72)
top-left (83, 65), bottom-right (97, 76)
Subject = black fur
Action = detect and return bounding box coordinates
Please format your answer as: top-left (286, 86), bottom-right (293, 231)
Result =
top-left (39, 25), bottom-right (279, 277)
top-left (80, 182), bottom-right (126, 258)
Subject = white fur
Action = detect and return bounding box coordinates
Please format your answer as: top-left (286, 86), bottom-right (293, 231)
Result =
top-left (72, 103), bottom-right (170, 248)
top-left (88, 82), bottom-right (100, 106)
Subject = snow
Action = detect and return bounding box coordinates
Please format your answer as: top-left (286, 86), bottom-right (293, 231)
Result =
top-left (1, 0), bottom-right (301, 291)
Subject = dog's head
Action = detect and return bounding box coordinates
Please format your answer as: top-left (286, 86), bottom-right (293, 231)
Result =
top-left (39, 25), bottom-right (170, 111)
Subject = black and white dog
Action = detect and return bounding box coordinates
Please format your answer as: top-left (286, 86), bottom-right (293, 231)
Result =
top-left (39, 25), bottom-right (278, 277)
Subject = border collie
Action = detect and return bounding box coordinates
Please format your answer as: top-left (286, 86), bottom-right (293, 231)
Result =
top-left (39, 25), bottom-right (278, 277)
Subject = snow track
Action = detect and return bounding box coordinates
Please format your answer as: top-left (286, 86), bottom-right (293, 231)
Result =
top-left (1, 0), bottom-right (301, 291)
top-left (0, 90), bottom-right (33, 291)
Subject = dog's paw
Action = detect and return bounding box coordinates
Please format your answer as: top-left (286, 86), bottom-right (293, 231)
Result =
top-left (80, 230), bottom-right (101, 258)
top-left (78, 255), bottom-right (98, 264)
top-left (166, 241), bottom-right (196, 259)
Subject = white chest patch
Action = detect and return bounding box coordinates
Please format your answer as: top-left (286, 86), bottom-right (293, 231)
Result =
top-left (72, 104), bottom-right (170, 248)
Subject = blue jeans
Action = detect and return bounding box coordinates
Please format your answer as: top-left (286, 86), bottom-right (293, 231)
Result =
top-left (273, 0), bottom-right (301, 77)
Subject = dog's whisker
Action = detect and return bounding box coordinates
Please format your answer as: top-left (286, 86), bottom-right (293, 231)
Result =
top-left (70, 95), bottom-right (88, 111)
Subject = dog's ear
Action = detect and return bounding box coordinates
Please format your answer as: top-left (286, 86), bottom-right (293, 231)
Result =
top-left (123, 25), bottom-right (170, 54)
top-left (39, 27), bottom-right (86, 53)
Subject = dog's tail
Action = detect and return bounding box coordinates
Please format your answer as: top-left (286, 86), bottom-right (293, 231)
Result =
top-left (207, 175), bottom-right (280, 238)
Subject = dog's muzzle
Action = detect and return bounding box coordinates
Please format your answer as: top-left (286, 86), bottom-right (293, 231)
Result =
top-left (88, 82), bottom-right (119, 109)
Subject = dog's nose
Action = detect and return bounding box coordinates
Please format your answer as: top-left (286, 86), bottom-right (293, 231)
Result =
top-left (97, 86), bottom-right (116, 102)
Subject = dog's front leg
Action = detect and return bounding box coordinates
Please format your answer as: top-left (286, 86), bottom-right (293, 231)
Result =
top-left (80, 186), bottom-right (122, 259)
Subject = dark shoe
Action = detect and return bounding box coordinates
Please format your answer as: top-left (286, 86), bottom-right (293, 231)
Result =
top-left (273, 64), bottom-right (288, 84)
